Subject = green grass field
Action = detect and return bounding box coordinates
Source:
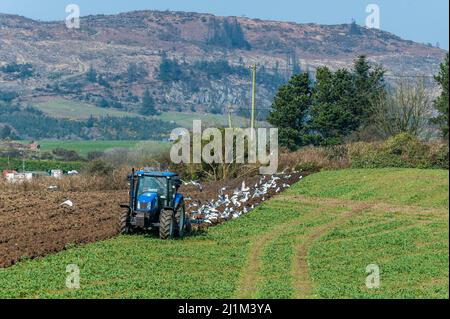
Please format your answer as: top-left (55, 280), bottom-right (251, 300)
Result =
top-left (159, 111), bottom-right (267, 128)
top-left (34, 98), bottom-right (263, 129)
top-left (37, 140), bottom-right (140, 157)
top-left (35, 99), bottom-right (136, 119)
top-left (36, 140), bottom-right (170, 158)
top-left (0, 169), bottom-right (448, 299)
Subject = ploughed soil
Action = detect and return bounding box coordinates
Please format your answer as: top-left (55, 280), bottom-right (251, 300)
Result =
top-left (0, 191), bottom-right (127, 268)
top-left (0, 173), bottom-right (306, 268)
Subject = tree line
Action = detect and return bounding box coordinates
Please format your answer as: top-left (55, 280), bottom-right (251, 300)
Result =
top-left (0, 104), bottom-right (176, 140)
top-left (268, 55), bottom-right (449, 150)
top-left (0, 62), bottom-right (33, 79)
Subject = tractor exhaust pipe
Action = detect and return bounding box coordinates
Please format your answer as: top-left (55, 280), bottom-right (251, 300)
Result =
top-left (129, 168), bottom-right (135, 210)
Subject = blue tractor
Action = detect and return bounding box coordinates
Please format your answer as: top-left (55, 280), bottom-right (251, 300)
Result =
top-left (120, 169), bottom-right (191, 239)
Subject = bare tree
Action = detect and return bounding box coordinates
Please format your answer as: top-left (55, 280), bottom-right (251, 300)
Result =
top-left (371, 79), bottom-right (433, 138)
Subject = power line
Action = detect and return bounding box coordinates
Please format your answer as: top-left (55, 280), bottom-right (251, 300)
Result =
top-left (383, 74), bottom-right (435, 78)
top-left (254, 65), bottom-right (437, 78)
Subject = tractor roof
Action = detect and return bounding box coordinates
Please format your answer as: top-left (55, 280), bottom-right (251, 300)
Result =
top-left (135, 171), bottom-right (178, 178)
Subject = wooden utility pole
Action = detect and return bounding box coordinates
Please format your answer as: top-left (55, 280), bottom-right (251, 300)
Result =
top-left (250, 64), bottom-right (257, 138)
top-left (227, 105), bottom-right (234, 129)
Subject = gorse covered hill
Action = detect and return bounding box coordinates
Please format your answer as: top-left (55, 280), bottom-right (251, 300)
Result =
top-left (0, 10), bottom-right (447, 113)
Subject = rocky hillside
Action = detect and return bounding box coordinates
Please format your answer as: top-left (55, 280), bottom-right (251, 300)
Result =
top-left (0, 10), bottom-right (447, 114)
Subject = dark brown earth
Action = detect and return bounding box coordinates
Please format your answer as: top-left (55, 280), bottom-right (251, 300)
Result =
top-left (0, 173), bottom-right (306, 268)
top-left (0, 191), bottom-right (127, 268)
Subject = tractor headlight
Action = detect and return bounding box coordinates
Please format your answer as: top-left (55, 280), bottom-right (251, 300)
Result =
top-left (137, 201), bottom-right (150, 210)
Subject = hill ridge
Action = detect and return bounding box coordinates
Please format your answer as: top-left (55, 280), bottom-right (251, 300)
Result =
top-left (0, 9), bottom-right (446, 113)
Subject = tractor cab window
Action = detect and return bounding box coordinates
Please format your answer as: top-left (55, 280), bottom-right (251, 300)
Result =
top-left (168, 177), bottom-right (181, 197)
top-left (169, 178), bottom-right (181, 190)
top-left (137, 176), bottom-right (167, 196)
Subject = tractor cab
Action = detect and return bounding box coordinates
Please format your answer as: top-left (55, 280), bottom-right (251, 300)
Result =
top-left (120, 169), bottom-right (189, 239)
top-left (135, 172), bottom-right (180, 211)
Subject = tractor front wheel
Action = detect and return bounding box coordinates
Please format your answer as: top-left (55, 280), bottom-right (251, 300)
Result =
top-left (159, 209), bottom-right (176, 240)
top-left (120, 210), bottom-right (133, 235)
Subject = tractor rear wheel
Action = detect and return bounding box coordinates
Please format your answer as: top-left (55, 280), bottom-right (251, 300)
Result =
top-left (185, 219), bottom-right (192, 234)
top-left (174, 202), bottom-right (186, 238)
top-left (120, 210), bottom-right (133, 235)
top-left (159, 209), bottom-right (176, 240)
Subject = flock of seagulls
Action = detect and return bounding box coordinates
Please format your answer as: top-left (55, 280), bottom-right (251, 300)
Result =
top-left (188, 174), bottom-right (303, 225)
top-left (181, 180), bottom-right (203, 192)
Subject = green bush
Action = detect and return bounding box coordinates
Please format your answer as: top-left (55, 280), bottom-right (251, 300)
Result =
top-left (87, 151), bottom-right (105, 161)
top-left (52, 148), bottom-right (83, 161)
top-left (349, 133), bottom-right (449, 169)
top-left (0, 157), bottom-right (84, 172)
top-left (348, 142), bottom-right (386, 168)
top-left (325, 145), bottom-right (349, 162)
top-left (382, 133), bottom-right (430, 167)
top-left (294, 161), bottom-right (323, 172)
top-left (85, 159), bottom-right (114, 176)
top-left (428, 144), bottom-right (449, 169)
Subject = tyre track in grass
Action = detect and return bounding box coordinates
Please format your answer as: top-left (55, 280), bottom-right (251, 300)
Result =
top-left (233, 200), bottom-right (332, 299)
top-left (292, 202), bottom-right (373, 299)
top-left (255, 212), bottom-right (335, 298)
top-left (280, 194), bottom-right (447, 298)
top-left (233, 193), bottom-right (444, 299)
top-left (233, 217), bottom-right (305, 299)
top-left (233, 198), bottom-right (371, 299)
